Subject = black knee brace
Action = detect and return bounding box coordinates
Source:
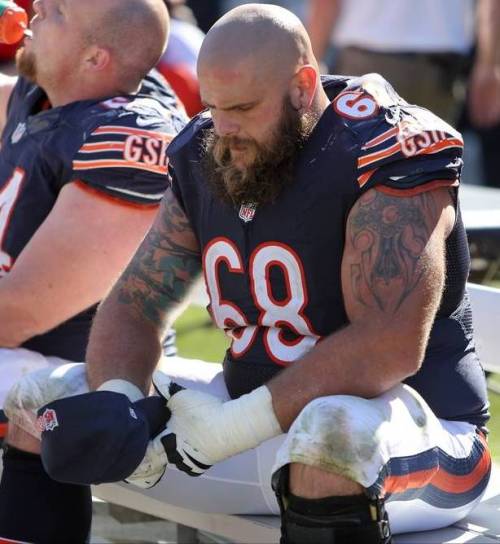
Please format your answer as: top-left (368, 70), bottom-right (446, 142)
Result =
top-left (272, 467), bottom-right (392, 544)
top-left (0, 446), bottom-right (92, 543)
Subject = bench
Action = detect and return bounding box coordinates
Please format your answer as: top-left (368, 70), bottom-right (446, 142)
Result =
top-left (92, 282), bottom-right (500, 543)
top-left (92, 465), bottom-right (500, 543)
top-left (468, 283), bottom-right (500, 374)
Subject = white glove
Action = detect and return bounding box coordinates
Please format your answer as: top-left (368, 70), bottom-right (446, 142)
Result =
top-left (124, 435), bottom-right (168, 488)
top-left (97, 378), bottom-right (172, 489)
top-left (152, 372), bottom-right (283, 477)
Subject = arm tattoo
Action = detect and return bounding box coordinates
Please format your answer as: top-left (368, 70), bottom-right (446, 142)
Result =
top-left (117, 192), bottom-right (201, 327)
top-left (348, 189), bottom-right (438, 313)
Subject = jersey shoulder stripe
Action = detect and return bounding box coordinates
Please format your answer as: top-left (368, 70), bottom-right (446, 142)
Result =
top-left (73, 122), bottom-right (175, 178)
top-left (331, 74), bottom-right (464, 193)
top-left (70, 84), bottom-right (187, 204)
top-left (73, 158), bottom-right (167, 176)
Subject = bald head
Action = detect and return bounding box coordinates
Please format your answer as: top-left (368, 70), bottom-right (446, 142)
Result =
top-left (199, 4), bottom-right (316, 81)
top-left (83, 0), bottom-right (169, 87)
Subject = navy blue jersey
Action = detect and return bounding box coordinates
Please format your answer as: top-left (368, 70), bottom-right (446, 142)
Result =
top-left (0, 70), bottom-right (187, 361)
top-left (169, 74), bottom-right (488, 427)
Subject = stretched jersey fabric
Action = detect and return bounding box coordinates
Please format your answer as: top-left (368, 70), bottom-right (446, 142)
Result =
top-left (168, 73), bottom-right (489, 428)
top-left (0, 70), bottom-right (187, 361)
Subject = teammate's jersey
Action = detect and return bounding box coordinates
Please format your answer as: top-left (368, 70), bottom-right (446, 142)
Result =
top-left (0, 70), bottom-right (187, 361)
top-left (169, 74), bottom-right (489, 428)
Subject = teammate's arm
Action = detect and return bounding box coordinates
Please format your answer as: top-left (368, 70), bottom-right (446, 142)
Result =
top-left (306, 0), bottom-right (341, 66)
top-left (85, 186), bottom-right (202, 393)
top-left (0, 73), bottom-right (17, 132)
top-left (468, 0), bottom-right (500, 127)
top-left (268, 186), bottom-right (455, 430)
top-left (0, 181), bottom-right (158, 347)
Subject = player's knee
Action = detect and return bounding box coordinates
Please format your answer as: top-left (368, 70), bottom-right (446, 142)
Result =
top-left (3, 363), bottom-right (88, 435)
top-left (272, 466), bottom-right (392, 544)
top-left (286, 395), bottom-right (383, 479)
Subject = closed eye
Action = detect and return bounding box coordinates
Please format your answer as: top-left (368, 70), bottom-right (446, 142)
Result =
top-left (235, 104), bottom-right (253, 112)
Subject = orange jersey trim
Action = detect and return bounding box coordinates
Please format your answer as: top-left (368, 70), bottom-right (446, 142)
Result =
top-left (362, 127), bottom-right (399, 150)
top-left (375, 178), bottom-right (459, 197)
top-left (358, 168), bottom-right (376, 188)
top-left (92, 125), bottom-right (175, 141)
top-left (358, 142), bottom-right (400, 168)
top-left (419, 138), bottom-right (464, 156)
top-left (73, 180), bottom-right (161, 210)
top-left (79, 142), bottom-right (125, 153)
top-left (359, 137), bottom-right (463, 169)
top-left (73, 159), bottom-right (167, 176)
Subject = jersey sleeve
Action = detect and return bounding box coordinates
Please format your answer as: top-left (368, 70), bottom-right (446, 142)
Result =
top-left (334, 74), bottom-right (463, 196)
top-left (70, 99), bottom-right (186, 206)
top-left (357, 111), bottom-right (463, 196)
top-left (166, 110), bottom-right (212, 211)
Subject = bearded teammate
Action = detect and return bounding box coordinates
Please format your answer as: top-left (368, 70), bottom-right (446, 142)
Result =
top-left (4, 4), bottom-right (491, 544)
top-left (0, 0), bottom-right (187, 542)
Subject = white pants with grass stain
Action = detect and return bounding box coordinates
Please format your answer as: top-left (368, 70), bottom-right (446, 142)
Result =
top-left (3, 351), bottom-right (492, 535)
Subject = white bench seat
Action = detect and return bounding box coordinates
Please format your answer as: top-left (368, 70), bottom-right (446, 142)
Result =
top-left (92, 465), bottom-right (500, 543)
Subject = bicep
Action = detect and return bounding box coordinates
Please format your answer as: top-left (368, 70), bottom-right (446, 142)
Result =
top-left (113, 186), bottom-right (202, 328)
top-left (3, 181), bottom-right (159, 335)
top-left (341, 187), bottom-right (454, 342)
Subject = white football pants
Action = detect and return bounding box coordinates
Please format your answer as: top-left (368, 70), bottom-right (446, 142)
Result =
top-left (2, 352), bottom-right (492, 535)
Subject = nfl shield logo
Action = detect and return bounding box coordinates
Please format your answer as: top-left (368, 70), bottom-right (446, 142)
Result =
top-left (11, 122), bottom-right (26, 144)
top-left (37, 408), bottom-right (59, 432)
top-left (238, 202), bottom-right (257, 223)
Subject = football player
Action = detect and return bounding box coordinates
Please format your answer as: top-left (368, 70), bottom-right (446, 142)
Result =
top-left (4, 4), bottom-right (491, 544)
top-left (0, 0), bottom-right (186, 542)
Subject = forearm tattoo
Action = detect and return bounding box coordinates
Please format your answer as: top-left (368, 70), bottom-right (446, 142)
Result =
top-left (348, 189), bottom-right (438, 313)
top-left (117, 193), bottom-right (201, 327)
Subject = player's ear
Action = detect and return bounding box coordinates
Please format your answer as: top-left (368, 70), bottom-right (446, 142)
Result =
top-left (289, 65), bottom-right (317, 112)
top-left (84, 45), bottom-right (111, 73)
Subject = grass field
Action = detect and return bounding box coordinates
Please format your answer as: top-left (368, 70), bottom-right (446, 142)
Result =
top-left (489, 374), bottom-right (500, 463)
top-left (175, 305), bottom-right (500, 463)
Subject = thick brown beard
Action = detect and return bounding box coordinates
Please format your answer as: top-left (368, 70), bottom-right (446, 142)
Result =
top-left (16, 46), bottom-right (37, 83)
top-left (201, 99), bottom-right (319, 207)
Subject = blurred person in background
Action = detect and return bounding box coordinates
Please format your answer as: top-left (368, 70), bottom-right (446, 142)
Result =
top-left (223, 0), bottom-right (305, 20)
top-left (465, 0), bottom-right (500, 188)
top-left (157, 0), bottom-right (205, 116)
top-left (186, 0), bottom-right (223, 32)
top-left (307, 0), bottom-right (500, 131)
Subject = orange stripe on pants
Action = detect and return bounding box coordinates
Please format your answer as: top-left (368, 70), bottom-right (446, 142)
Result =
top-left (383, 439), bottom-right (491, 496)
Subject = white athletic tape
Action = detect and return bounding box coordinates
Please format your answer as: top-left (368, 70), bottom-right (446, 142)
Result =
top-left (97, 379), bottom-right (144, 402)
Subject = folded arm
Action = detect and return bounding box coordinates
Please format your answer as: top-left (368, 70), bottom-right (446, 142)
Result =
top-left (268, 186), bottom-right (455, 430)
top-left (85, 186), bottom-right (202, 393)
top-left (144, 186), bottom-right (456, 481)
